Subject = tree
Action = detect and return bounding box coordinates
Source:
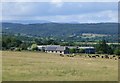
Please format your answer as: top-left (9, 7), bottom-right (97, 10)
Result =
top-left (34, 39), bottom-right (43, 45)
top-left (95, 39), bottom-right (110, 54)
top-left (107, 46), bottom-right (114, 55)
top-left (2, 36), bottom-right (22, 49)
top-left (20, 42), bottom-right (30, 50)
top-left (114, 48), bottom-right (120, 55)
top-left (69, 48), bottom-right (76, 53)
top-left (31, 44), bottom-right (38, 51)
top-left (79, 49), bottom-right (85, 53)
top-left (45, 39), bottom-right (59, 45)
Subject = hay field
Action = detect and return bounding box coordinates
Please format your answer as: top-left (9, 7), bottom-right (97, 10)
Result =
top-left (2, 51), bottom-right (118, 81)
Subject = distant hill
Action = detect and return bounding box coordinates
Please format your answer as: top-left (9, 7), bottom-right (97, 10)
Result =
top-left (2, 22), bottom-right (118, 37)
top-left (2, 20), bottom-right (51, 24)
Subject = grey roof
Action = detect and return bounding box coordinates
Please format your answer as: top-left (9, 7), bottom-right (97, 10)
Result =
top-left (45, 47), bottom-right (57, 51)
top-left (37, 45), bottom-right (47, 49)
top-left (56, 46), bottom-right (66, 51)
top-left (79, 47), bottom-right (95, 49)
top-left (45, 46), bottom-right (66, 51)
top-left (66, 46), bottom-right (78, 49)
top-left (47, 45), bottom-right (60, 47)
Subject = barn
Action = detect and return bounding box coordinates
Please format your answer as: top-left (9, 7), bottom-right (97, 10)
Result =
top-left (37, 45), bottom-right (96, 54)
top-left (79, 47), bottom-right (95, 54)
top-left (37, 45), bottom-right (46, 52)
top-left (45, 45), bottom-right (69, 54)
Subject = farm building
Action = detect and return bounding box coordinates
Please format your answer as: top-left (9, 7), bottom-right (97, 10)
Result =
top-left (37, 45), bottom-right (46, 51)
top-left (66, 46), bottom-right (79, 49)
top-left (37, 45), bottom-right (95, 54)
top-left (79, 47), bottom-right (95, 54)
top-left (45, 45), bottom-right (69, 54)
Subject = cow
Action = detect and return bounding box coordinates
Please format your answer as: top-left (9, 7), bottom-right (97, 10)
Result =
top-left (91, 56), bottom-right (96, 58)
top-left (88, 55), bottom-right (91, 58)
top-left (60, 54), bottom-right (64, 57)
top-left (101, 56), bottom-right (104, 58)
top-left (113, 55), bottom-right (116, 58)
top-left (105, 55), bottom-right (109, 59)
top-left (67, 55), bottom-right (70, 57)
top-left (110, 57), bottom-right (112, 59)
top-left (118, 57), bottom-right (120, 59)
top-left (96, 55), bottom-right (100, 57)
top-left (115, 58), bottom-right (117, 60)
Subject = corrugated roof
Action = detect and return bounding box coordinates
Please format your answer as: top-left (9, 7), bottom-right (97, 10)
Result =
top-left (45, 47), bottom-right (57, 51)
top-left (79, 47), bottom-right (95, 49)
top-left (67, 46), bottom-right (78, 49)
top-left (45, 46), bottom-right (66, 51)
top-left (56, 46), bottom-right (66, 51)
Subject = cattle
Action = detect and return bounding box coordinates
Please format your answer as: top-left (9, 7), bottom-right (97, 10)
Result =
top-left (101, 56), bottom-right (104, 58)
top-left (66, 54), bottom-right (74, 57)
top-left (118, 57), bottom-right (120, 59)
top-left (105, 55), bottom-right (109, 59)
top-left (70, 55), bottom-right (74, 57)
top-left (67, 55), bottom-right (69, 57)
top-left (60, 54), bottom-right (64, 57)
top-left (115, 58), bottom-right (117, 60)
top-left (89, 56), bottom-right (91, 58)
top-left (91, 56), bottom-right (96, 58)
top-left (113, 55), bottom-right (116, 58)
top-left (96, 55), bottom-right (100, 57)
top-left (110, 57), bottom-right (112, 59)
top-left (88, 55), bottom-right (91, 58)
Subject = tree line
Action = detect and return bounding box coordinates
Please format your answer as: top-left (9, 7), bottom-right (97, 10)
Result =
top-left (2, 35), bottom-right (120, 55)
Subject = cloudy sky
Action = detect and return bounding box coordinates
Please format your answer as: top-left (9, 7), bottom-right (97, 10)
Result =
top-left (1, 1), bottom-right (118, 23)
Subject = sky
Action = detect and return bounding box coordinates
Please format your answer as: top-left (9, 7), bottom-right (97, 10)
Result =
top-left (1, 0), bottom-right (118, 23)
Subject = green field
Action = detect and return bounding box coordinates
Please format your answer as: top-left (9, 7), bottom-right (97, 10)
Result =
top-left (2, 51), bottom-right (118, 81)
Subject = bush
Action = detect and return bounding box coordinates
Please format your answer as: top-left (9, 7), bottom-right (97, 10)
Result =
top-left (69, 48), bottom-right (76, 53)
top-left (114, 49), bottom-right (120, 55)
top-left (31, 44), bottom-right (38, 51)
top-left (79, 49), bottom-right (85, 53)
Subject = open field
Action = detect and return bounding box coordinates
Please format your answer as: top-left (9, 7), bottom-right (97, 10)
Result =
top-left (2, 51), bottom-right (118, 81)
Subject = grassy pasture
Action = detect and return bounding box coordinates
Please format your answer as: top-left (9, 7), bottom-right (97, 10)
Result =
top-left (2, 51), bottom-right (118, 81)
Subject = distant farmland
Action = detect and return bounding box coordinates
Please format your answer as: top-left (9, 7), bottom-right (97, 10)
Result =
top-left (2, 51), bottom-right (118, 81)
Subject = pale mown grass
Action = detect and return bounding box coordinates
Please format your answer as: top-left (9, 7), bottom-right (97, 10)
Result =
top-left (2, 51), bottom-right (118, 81)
